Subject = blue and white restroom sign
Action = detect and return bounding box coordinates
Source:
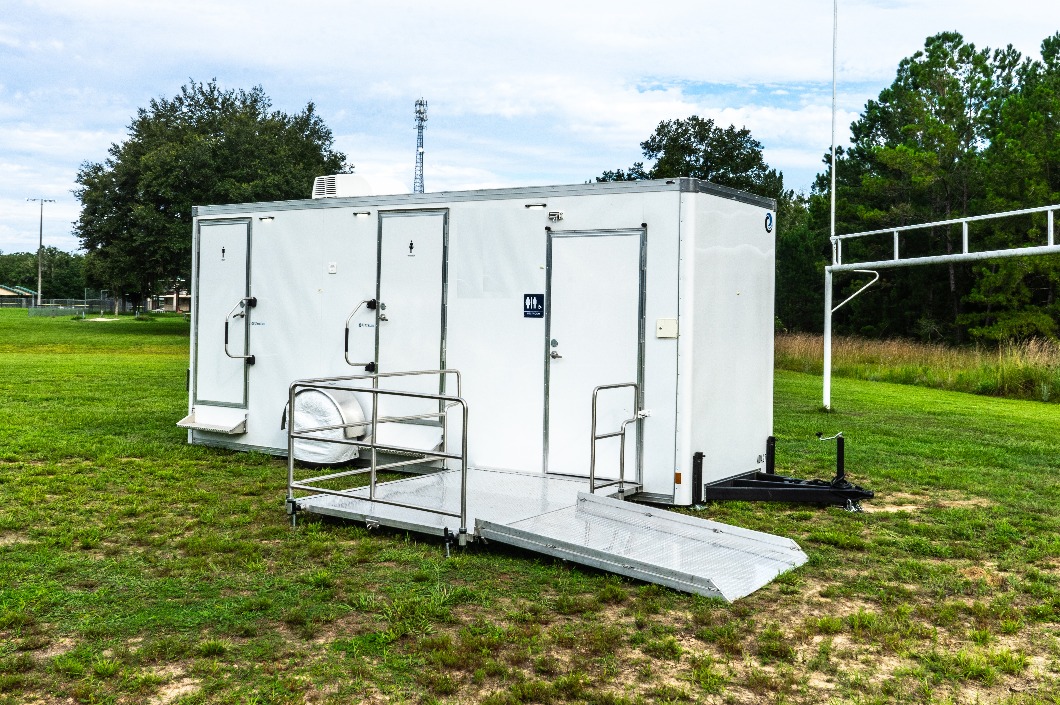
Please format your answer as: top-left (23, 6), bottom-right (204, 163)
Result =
top-left (524, 294), bottom-right (544, 318)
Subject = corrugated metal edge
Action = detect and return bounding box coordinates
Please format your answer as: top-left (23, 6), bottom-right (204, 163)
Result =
top-left (581, 493), bottom-right (806, 555)
top-left (475, 516), bottom-right (729, 601)
top-left (192, 179), bottom-right (775, 217)
top-left (298, 493), bottom-right (450, 537)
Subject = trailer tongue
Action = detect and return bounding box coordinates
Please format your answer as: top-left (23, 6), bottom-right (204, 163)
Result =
top-left (291, 467), bottom-right (807, 602)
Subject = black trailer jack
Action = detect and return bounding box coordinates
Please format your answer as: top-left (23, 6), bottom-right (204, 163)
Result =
top-left (699, 433), bottom-right (873, 510)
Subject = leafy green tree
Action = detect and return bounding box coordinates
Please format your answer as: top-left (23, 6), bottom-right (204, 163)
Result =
top-left (0, 249), bottom-right (85, 299)
top-left (963, 33), bottom-right (1060, 340)
top-left (598, 116), bottom-right (784, 200)
top-left (598, 115), bottom-right (823, 331)
top-left (0, 252), bottom-right (37, 291)
top-left (75, 79), bottom-right (349, 309)
top-left (839, 33), bottom-right (1001, 341)
top-left (775, 192), bottom-right (828, 332)
top-left (819, 32), bottom-right (1050, 342)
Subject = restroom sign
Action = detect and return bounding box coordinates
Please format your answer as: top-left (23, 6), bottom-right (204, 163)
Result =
top-left (523, 294), bottom-right (544, 318)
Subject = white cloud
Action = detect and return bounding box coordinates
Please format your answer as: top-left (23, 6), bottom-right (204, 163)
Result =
top-left (2, 0), bottom-right (1058, 250)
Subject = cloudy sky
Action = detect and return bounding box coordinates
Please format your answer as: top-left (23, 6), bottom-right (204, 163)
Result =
top-left (1, 0), bottom-right (1056, 253)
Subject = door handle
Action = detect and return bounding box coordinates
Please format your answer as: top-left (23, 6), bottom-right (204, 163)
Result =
top-left (550, 350), bottom-right (563, 359)
top-left (344, 298), bottom-right (377, 367)
top-left (224, 297), bottom-right (256, 365)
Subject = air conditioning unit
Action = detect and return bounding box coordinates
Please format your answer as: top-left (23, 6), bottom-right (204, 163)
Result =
top-left (311, 174), bottom-right (374, 199)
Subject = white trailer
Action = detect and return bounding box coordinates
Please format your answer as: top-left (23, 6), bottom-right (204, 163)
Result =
top-left (180, 178), bottom-right (806, 600)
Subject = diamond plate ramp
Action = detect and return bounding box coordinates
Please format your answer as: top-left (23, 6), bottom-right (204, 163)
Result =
top-left (476, 492), bottom-right (807, 602)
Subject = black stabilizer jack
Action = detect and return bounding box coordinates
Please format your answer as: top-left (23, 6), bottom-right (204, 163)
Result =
top-left (701, 433), bottom-right (873, 507)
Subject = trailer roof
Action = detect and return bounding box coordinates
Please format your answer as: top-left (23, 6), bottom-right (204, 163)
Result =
top-left (193, 177), bottom-right (775, 217)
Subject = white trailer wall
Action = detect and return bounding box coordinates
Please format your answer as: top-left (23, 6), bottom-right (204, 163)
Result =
top-left (186, 180), bottom-right (775, 505)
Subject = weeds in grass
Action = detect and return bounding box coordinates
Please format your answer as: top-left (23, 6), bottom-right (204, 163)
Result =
top-left (197, 639), bottom-right (230, 657)
top-left (756, 622), bottom-right (796, 662)
top-left (777, 332), bottom-right (1060, 402)
top-left (689, 654), bottom-right (726, 694)
top-left (91, 656), bottom-right (121, 678)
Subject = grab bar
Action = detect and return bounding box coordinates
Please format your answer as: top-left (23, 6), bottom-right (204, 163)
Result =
top-left (224, 297), bottom-right (257, 365)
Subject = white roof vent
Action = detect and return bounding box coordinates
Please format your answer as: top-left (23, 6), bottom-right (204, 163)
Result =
top-left (312, 174), bottom-right (374, 199)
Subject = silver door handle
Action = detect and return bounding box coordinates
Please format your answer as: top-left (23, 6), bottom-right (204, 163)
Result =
top-left (550, 350), bottom-right (562, 359)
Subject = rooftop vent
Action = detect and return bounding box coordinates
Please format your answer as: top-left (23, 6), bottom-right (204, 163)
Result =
top-left (311, 174), bottom-right (374, 199)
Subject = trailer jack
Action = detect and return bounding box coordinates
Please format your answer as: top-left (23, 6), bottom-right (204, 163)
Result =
top-left (700, 434), bottom-right (873, 508)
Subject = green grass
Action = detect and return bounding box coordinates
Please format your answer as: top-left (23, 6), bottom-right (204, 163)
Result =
top-left (777, 331), bottom-right (1060, 402)
top-left (3, 308), bottom-right (1060, 703)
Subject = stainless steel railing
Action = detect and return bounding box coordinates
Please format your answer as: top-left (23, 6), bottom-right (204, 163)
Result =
top-left (589, 382), bottom-right (646, 494)
top-left (285, 369), bottom-right (469, 544)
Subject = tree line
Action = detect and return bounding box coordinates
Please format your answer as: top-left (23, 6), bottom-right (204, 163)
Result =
top-left (602, 31), bottom-right (1060, 344)
top-left (0, 249), bottom-right (85, 299)
top-left (72, 32), bottom-right (1059, 342)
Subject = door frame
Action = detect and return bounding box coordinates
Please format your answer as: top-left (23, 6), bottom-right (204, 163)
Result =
top-left (374, 208), bottom-right (450, 395)
top-left (193, 217), bottom-right (252, 408)
top-left (543, 226), bottom-right (648, 477)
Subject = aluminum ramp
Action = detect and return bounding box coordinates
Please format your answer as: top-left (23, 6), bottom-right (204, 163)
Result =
top-left (478, 492), bottom-right (806, 601)
top-left (294, 468), bottom-right (807, 601)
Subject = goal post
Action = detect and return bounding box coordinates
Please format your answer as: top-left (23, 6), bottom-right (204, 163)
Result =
top-left (823, 204), bottom-right (1060, 409)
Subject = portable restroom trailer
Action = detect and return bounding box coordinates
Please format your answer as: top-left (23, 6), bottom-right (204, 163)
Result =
top-left (181, 178), bottom-right (806, 600)
top-left (182, 178), bottom-right (776, 504)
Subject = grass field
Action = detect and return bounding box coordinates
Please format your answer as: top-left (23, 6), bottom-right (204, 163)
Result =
top-left (777, 332), bottom-right (1060, 403)
top-left (3, 309), bottom-right (1060, 704)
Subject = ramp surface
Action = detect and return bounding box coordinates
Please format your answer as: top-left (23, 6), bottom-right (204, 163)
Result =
top-left (296, 468), bottom-right (588, 536)
top-left (478, 492), bottom-right (806, 601)
top-left (295, 469), bottom-right (806, 601)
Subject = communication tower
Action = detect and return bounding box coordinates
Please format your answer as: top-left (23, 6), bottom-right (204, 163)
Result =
top-left (413, 98), bottom-right (427, 194)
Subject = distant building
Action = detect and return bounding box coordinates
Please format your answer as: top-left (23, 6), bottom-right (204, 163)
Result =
top-left (0, 285), bottom-right (35, 306)
top-left (152, 288), bottom-right (191, 313)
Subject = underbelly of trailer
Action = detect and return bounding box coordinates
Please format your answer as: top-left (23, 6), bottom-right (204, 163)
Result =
top-left (293, 467), bottom-right (806, 602)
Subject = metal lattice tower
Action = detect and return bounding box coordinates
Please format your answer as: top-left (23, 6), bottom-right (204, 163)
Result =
top-left (413, 98), bottom-right (427, 194)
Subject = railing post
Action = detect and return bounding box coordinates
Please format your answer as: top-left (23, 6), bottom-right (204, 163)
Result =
top-left (823, 268), bottom-right (833, 410)
top-left (287, 383), bottom-right (297, 525)
top-left (369, 385), bottom-right (379, 500)
top-left (459, 401), bottom-right (468, 546)
top-left (1050, 209), bottom-right (1055, 247)
top-left (589, 387), bottom-right (599, 493)
top-left (893, 231), bottom-right (899, 261)
top-left (962, 221), bottom-right (969, 254)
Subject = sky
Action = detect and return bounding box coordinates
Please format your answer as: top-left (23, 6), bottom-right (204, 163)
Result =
top-left (1, 0), bottom-right (1057, 254)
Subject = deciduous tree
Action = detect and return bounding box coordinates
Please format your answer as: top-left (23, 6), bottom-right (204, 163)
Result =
top-left (75, 80), bottom-right (349, 310)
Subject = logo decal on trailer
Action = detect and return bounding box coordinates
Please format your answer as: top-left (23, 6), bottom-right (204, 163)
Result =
top-left (523, 294), bottom-right (544, 318)
top-left (764, 212), bottom-right (774, 233)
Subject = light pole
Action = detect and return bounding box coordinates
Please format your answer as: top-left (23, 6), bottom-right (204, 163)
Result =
top-left (27, 198), bottom-right (55, 307)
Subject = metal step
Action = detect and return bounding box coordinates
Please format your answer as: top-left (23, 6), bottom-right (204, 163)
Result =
top-left (177, 409), bottom-right (247, 435)
top-left (476, 492), bottom-right (807, 602)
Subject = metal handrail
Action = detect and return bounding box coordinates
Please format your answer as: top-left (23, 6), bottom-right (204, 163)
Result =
top-left (309, 368), bottom-right (462, 449)
top-left (589, 382), bottom-right (646, 494)
top-left (223, 296), bottom-right (256, 364)
top-left (286, 369), bottom-right (469, 545)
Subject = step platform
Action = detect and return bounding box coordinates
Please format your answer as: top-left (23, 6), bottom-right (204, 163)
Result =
top-left (293, 468), bottom-right (807, 601)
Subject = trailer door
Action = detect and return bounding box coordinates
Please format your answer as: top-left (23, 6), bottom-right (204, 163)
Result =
top-left (545, 228), bottom-right (645, 479)
top-left (376, 210), bottom-right (448, 416)
top-left (193, 219), bottom-right (251, 407)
